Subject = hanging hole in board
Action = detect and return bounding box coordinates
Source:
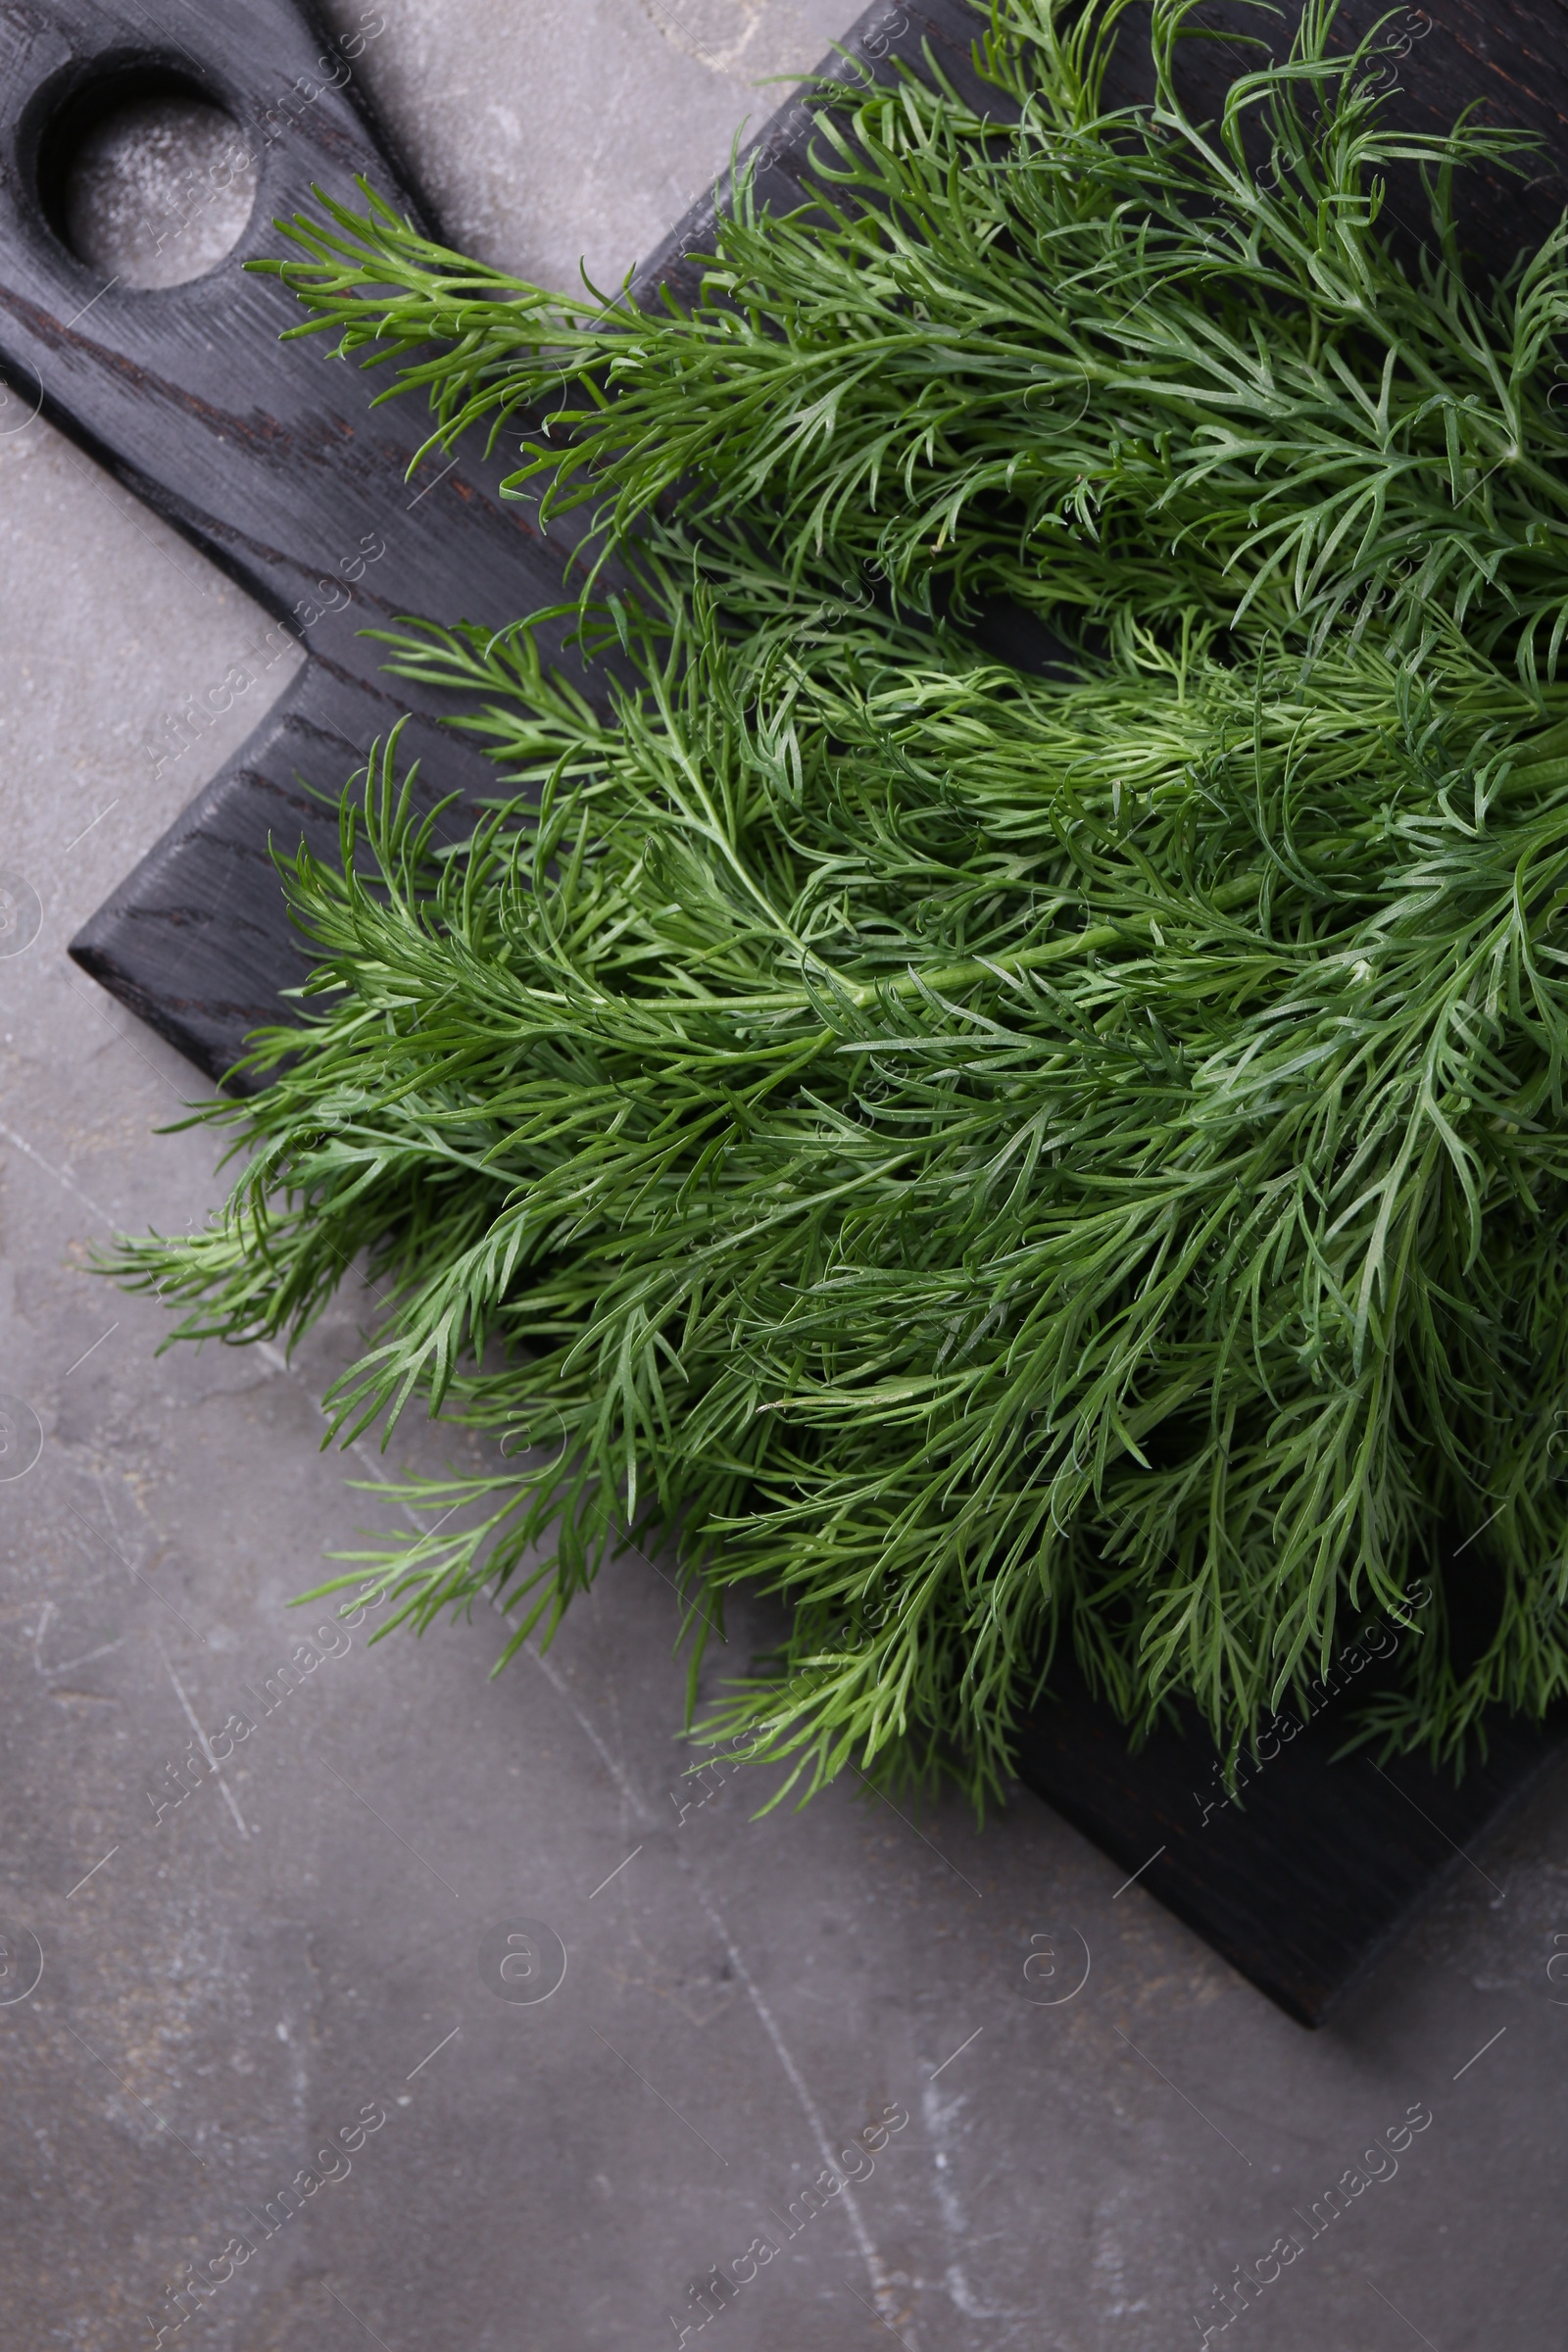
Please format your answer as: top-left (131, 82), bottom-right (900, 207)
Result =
top-left (35, 63), bottom-right (257, 290)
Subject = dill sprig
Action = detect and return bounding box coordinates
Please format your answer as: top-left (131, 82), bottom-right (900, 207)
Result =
top-left (260, 0), bottom-right (1568, 673)
top-left (107, 0), bottom-right (1568, 1803)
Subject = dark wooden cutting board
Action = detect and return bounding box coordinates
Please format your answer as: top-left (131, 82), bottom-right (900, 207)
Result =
top-left (5, 0), bottom-right (1561, 2022)
top-left (0, 0), bottom-right (614, 1081)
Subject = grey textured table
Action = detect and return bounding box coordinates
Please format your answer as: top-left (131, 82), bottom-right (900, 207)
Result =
top-left (1, 4), bottom-right (1565, 2348)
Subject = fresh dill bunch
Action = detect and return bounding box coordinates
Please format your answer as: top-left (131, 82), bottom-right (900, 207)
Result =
top-left (259, 0), bottom-right (1568, 675)
top-left (104, 0), bottom-right (1568, 1803)
top-left (105, 549), bottom-right (1568, 1801)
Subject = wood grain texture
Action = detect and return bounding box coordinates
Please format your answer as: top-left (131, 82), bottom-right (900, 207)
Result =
top-left (0, 0), bottom-right (604, 1082)
top-left (1013, 1662), bottom-right (1562, 2025)
top-left (9, 0), bottom-right (1564, 2021)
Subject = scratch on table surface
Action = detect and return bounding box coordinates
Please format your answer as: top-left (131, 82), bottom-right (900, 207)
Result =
top-left (922, 2077), bottom-right (1019, 2322)
top-left (33, 1596), bottom-right (125, 1679)
top-left (523, 1589), bottom-right (906, 2328)
top-left (156, 1635), bottom-right (249, 1840)
top-left (0, 1118), bottom-right (117, 1230)
top-left (691, 1869), bottom-right (907, 2330)
top-left (256, 1320), bottom-right (908, 2329)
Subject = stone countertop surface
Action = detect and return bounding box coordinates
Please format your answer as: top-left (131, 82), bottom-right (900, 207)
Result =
top-left (0, 4), bottom-right (1563, 2347)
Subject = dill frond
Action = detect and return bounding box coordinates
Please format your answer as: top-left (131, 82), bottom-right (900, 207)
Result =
top-left (109, 0), bottom-right (1568, 1804)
